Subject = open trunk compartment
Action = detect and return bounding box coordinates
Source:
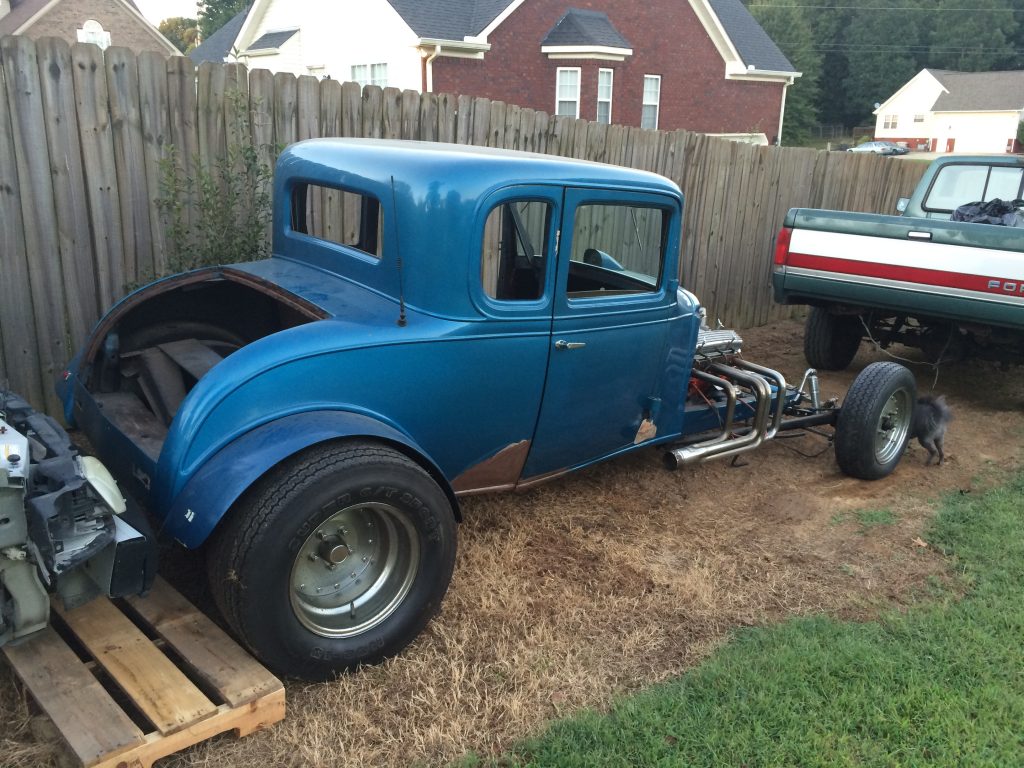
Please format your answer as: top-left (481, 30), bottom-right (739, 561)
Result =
top-left (82, 271), bottom-right (325, 460)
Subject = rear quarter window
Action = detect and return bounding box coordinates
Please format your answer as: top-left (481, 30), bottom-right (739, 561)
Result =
top-left (291, 183), bottom-right (383, 259)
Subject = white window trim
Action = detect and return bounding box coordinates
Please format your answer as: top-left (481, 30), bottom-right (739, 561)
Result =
top-left (642, 74), bottom-right (661, 130)
top-left (884, 114), bottom-right (898, 129)
top-left (597, 68), bottom-right (613, 124)
top-left (556, 67), bottom-right (581, 119)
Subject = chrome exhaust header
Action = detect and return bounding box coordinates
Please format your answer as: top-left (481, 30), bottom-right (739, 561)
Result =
top-left (664, 359), bottom-right (786, 470)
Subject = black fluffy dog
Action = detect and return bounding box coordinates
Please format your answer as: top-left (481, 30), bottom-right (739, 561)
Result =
top-left (910, 395), bottom-right (952, 466)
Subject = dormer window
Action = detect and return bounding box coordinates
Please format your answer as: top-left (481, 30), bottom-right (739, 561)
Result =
top-left (541, 9), bottom-right (632, 62)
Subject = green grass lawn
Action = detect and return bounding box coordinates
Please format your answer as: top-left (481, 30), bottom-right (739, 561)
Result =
top-left (486, 474), bottom-right (1024, 767)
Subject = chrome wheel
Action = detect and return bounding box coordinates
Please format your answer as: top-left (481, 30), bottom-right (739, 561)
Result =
top-left (289, 501), bottom-right (420, 638)
top-left (874, 387), bottom-right (912, 465)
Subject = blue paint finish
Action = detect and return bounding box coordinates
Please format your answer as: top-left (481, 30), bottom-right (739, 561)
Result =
top-left (64, 139), bottom-right (724, 547)
top-left (163, 410), bottom-right (437, 547)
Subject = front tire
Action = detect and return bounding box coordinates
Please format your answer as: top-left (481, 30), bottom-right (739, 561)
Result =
top-left (207, 441), bottom-right (457, 681)
top-left (835, 362), bottom-right (915, 480)
top-left (804, 307), bottom-right (863, 371)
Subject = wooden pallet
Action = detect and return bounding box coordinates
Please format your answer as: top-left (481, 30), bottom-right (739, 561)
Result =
top-left (2, 577), bottom-right (285, 768)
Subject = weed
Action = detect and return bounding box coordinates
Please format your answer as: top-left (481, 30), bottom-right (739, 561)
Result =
top-left (155, 91), bottom-right (274, 280)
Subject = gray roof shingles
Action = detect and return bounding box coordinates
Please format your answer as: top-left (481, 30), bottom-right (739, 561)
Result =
top-left (929, 69), bottom-right (1024, 112)
top-left (542, 8), bottom-right (631, 49)
top-left (385, 0), bottom-right (512, 40)
top-left (247, 28), bottom-right (297, 50)
top-left (188, 4), bottom-right (251, 64)
top-left (707, 0), bottom-right (796, 73)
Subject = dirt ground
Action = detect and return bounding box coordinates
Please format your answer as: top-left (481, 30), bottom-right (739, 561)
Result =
top-left (3, 318), bottom-right (1023, 768)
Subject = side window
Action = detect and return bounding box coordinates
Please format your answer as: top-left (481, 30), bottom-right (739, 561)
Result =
top-left (567, 204), bottom-right (665, 297)
top-left (291, 183), bottom-right (383, 259)
top-left (481, 200), bottom-right (552, 301)
top-left (985, 166), bottom-right (1024, 201)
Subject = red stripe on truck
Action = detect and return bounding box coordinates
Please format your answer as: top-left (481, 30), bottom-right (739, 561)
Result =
top-left (786, 252), bottom-right (1024, 296)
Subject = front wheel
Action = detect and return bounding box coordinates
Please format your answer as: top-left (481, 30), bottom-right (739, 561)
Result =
top-left (804, 307), bottom-right (863, 371)
top-left (207, 441), bottom-right (457, 681)
top-left (835, 362), bottom-right (916, 480)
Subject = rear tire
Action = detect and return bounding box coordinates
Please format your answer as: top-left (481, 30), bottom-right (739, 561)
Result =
top-left (207, 441), bottom-right (457, 681)
top-left (804, 307), bottom-right (863, 371)
top-left (835, 362), bottom-right (915, 480)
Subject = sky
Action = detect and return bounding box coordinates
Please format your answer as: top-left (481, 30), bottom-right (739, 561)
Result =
top-left (134, 0), bottom-right (201, 25)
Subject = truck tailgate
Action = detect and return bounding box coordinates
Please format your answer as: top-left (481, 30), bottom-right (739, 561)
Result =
top-left (775, 209), bottom-right (1024, 330)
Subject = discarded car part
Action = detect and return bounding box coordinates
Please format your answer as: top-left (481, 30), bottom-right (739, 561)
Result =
top-left (835, 362), bottom-right (916, 480)
top-left (0, 393), bottom-right (154, 647)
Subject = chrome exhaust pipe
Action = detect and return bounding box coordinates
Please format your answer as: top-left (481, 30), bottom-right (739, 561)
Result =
top-left (732, 359), bottom-right (786, 439)
top-left (664, 362), bottom-right (772, 469)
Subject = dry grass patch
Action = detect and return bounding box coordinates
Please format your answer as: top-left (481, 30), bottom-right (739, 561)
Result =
top-left (2, 319), bottom-right (1022, 767)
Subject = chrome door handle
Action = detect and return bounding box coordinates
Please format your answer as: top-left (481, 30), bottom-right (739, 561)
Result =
top-left (907, 231), bottom-right (932, 241)
top-left (554, 339), bottom-right (586, 350)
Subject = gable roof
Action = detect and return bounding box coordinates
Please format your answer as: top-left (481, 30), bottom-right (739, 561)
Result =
top-left (706, 0), bottom-right (795, 73)
top-left (541, 8), bottom-right (630, 49)
top-left (0, 0), bottom-right (177, 52)
top-left (0, 0), bottom-right (49, 35)
top-left (385, 0), bottom-right (513, 40)
top-left (188, 3), bottom-right (251, 64)
top-left (928, 69), bottom-right (1024, 112)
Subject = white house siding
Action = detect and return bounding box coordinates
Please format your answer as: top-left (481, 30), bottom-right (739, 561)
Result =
top-left (932, 111), bottom-right (1020, 154)
top-left (873, 70), bottom-right (944, 145)
top-left (236, 0), bottom-right (423, 89)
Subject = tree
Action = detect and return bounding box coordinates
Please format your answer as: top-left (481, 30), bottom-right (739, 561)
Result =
top-left (198, 0), bottom-right (248, 40)
top-left (840, 5), bottom-right (924, 127)
top-left (748, 0), bottom-right (822, 144)
top-left (159, 17), bottom-right (199, 53)
top-left (926, 0), bottom-right (1017, 72)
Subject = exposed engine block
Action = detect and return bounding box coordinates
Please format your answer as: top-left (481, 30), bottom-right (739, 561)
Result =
top-left (0, 392), bottom-right (154, 646)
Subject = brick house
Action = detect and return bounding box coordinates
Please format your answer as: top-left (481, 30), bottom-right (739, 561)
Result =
top-left (202, 0), bottom-right (800, 143)
top-left (0, 0), bottom-right (179, 55)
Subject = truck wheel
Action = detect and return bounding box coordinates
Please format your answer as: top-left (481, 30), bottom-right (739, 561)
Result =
top-left (835, 362), bottom-right (915, 480)
top-left (207, 441), bottom-right (457, 681)
top-left (804, 307), bottom-right (863, 370)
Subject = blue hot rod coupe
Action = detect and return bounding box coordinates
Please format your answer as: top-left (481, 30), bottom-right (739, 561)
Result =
top-left (50, 139), bottom-right (917, 680)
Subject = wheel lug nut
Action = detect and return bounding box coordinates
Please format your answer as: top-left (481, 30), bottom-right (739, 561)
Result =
top-left (308, 553), bottom-right (318, 562)
top-left (362, 556), bottom-right (368, 563)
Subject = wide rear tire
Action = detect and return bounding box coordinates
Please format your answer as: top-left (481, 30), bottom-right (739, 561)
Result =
top-left (207, 441), bottom-right (457, 681)
top-left (835, 362), bottom-right (916, 480)
top-left (804, 307), bottom-right (863, 371)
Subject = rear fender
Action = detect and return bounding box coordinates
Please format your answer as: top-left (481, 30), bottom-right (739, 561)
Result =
top-left (162, 411), bottom-right (456, 548)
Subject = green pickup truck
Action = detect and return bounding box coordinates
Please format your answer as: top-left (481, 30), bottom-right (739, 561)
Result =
top-left (772, 155), bottom-right (1024, 369)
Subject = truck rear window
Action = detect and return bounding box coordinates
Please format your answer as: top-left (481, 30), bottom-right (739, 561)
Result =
top-left (291, 183), bottom-right (383, 259)
top-left (924, 165), bottom-right (1024, 214)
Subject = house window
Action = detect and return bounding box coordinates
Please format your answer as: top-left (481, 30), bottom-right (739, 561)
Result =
top-left (481, 200), bottom-right (552, 301)
top-left (597, 69), bottom-right (613, 124)
top-left (914, 114), bottom-right (925, 123)
top-left (351, 63), bottom-right (387, 88)
top-left (641, 75), bottom-right (660, 130)
top-left (77, 19), bottom-right (111, 50)
top-left (883, 114), bottom-right (898, 130)
top-left (556, 68), bottom-right (581, 118)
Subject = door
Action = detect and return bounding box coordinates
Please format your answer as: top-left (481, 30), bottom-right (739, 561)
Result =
top-left (521, 188), bottom-right (680, 479)
top-left (946, 138), bottom-right (956, 153)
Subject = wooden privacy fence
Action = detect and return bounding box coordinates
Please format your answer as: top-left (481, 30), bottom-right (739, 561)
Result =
top-left (0, 35), bottom-right (928, 415)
